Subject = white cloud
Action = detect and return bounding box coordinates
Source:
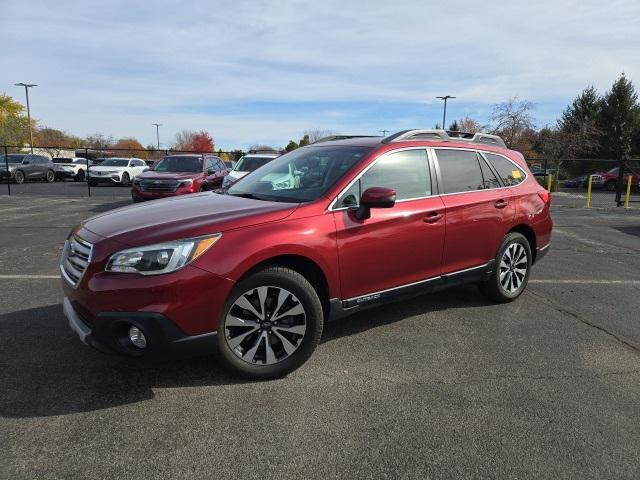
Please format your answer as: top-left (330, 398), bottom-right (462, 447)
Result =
top-left (1, 0), bottom-right (639, 148)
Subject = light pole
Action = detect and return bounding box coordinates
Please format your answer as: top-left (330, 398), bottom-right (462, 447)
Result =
top-left (152, 123), bottom-right (162, 150)
top-left (15, 83), bottom-right (37, 152)
top-left (436, 95), bottom-right (456, 130)
top-left (379, 129), bottom-right (389, 136)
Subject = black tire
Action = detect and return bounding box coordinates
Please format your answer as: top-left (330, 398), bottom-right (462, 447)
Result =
top-left (14, 170), bottom-right (25, 184)
top-left (217, 266), bottom-right (324, 379)
top-left (606, 181), bottom-right (616, 192)
top-left (120, 172), bottom-right (130, 186)
top-left (479, 232), bottom-right (532, 303)
top-left (75, 170), bottom-right (85, 182)
top-left (45, 169), bottom-right (55, 183)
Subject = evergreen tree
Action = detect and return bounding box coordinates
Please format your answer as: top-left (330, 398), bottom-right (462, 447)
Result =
top-left (298, 134), bottom-right (310, 147)
top-left (597, 74), bottom-right (640, 159)
top-left (285, 140), bottom-right (298, 152)
top-left (448, 120), bottom-right (460, 131)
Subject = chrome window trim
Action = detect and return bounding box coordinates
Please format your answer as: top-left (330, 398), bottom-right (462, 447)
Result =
top-left (328, 146), bottom-right (435, 211)
top-left (343, 262), bottom-right (491, 304)
top-left (430, 147), bottom-right (529, 197)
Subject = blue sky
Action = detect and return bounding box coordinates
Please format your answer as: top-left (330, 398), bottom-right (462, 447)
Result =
top-left (2, 0), bottom-right (639, 150)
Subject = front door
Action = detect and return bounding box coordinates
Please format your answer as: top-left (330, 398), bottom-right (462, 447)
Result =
top-left (333, 148), bottom-right (446, 300)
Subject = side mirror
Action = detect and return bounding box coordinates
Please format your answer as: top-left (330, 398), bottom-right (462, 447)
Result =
top-left (355, 187), bottom-right (396, 220)
top-left (207, 168), bottom-right (215, 175)
top-left (23, 160), bottom-right (30, 165)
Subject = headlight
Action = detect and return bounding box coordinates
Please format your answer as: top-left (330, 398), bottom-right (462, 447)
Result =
top-left (105, 234), bottom-right (221, 275)
top-left (179, 179), bottom-right (193, 187)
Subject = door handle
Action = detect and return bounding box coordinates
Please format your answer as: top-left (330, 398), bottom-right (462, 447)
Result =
top-left (494, 199), bottom-right (508, 209)
top-left (424, 212), bottom-right (443, 223)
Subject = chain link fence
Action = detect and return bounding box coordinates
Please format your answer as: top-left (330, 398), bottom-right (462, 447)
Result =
top-left (525, 158), bottom-right (640, 209)
top-left (1, 145), bottom-right (245, 199)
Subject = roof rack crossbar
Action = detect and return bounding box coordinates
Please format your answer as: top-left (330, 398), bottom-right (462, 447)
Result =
top-left (382, 129), bottom-right (506, 148)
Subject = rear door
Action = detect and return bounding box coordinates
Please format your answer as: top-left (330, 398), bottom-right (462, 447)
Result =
top-left (434, 148), bottom-right (514, 274)
top-left (333, 148), bottom-right (446, 300)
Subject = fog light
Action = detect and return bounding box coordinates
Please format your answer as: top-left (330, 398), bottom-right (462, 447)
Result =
top-left (128, 326), bottom-right (147, 349)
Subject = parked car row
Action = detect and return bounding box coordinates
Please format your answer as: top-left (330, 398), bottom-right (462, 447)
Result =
top-left (561, 168), bottom-right (640, 190)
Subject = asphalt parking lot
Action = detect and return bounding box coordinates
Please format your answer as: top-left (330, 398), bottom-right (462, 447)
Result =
top-left (1, 188), bottom-right (640, 479)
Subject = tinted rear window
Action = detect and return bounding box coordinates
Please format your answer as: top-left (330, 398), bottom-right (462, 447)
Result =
top-left (484, 153), bottom-right (525, 186)
top-left (436, 149), bottom-right (485, 193)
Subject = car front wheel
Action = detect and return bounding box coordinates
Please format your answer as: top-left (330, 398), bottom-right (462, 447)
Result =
top-left (217, 266), bottom-right (324, 379)
top-left (45, 169), bottom-right (55, 183)
top-left (120, 172), bottom-right (130, 186)
top-left (13, 170), bottom-right (25, 184)
top-left (479, 232), bottom-right (532, 303)
top-left (75, 170), bottom-right (85, 182)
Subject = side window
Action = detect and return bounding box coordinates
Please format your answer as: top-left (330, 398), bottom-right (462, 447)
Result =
top-left (436, 149), bottom-right (485, 194)
top-left (205, 158), bottom-right (213, 171)
top-left (477, 154), bottom-right (501, 189)
top-left (337, 149), bottom-right (431, 207)
top-left (217, 160), bottom-right (226, 171)
top-left (484, 153), bottom-right (525, 186)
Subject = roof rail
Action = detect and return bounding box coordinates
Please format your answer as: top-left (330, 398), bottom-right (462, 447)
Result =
top-left (311, 135), bottom-right (378, 144)
top-left (382, 129), bottom-right (506, 148)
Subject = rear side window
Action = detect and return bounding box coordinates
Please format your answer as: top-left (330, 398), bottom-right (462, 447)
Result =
top-left (484, 153), bottom-right (525, 186)
top-left (338, 149), bottom-right (431, 207)
top-left (478, 155), bottom-right (501, 189)
top-left (436, 149), bottom-right (485, 193)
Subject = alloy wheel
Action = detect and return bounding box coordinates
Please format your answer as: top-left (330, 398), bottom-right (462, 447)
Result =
top-left (499, 243), bottom-right (528, 293)
top-left (224, 286), bottom-right (307, 365)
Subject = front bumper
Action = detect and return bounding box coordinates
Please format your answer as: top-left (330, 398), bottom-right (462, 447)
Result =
top-left (0, 170), bottom-right (15, 180)
top-left (89, 173), bottom-right (121, 183)
top-left (63, 297), bottom-right (217, 357)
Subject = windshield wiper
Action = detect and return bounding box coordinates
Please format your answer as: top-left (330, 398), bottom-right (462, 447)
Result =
top-left (227, 192), bottom-right (266, 200)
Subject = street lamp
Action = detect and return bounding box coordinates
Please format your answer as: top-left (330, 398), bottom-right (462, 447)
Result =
top-left (15, 83), bottom-right (37, 153)
top-left (379, 129), bottom-right (389, 136)
top-left (152, 123), bottom-right (163, 150)
top-left (436, 95), bottom-right (456, 130)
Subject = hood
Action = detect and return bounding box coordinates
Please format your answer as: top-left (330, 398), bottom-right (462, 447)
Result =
top-left (137, 171), bottom-right (200, 180)
top-left (81, 192), bottom-right (298, 247)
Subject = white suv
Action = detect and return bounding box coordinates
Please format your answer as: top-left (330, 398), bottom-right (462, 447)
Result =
top-left (88, 158), bottom-right (148, 186)
top-left (53, 157), bottom-right (89, 182)
top-left (221, 152), bottom-right (281, 190)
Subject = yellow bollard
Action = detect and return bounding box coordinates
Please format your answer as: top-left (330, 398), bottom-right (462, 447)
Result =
top-left (624, 175), bottom-right (633, 208)
top-left (546, 174), bottom-right (553, 191)
top-left (587, 175), bottom-right (594, 208)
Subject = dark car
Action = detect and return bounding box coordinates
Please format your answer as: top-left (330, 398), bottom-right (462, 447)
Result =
top-left (562, 175), bottom-right (588, 188)
top-left (0, 153), bottom-right (56, 184)
top-left (61, 129), bottom-right (552, 379)
top-left (131, 154), bottom-right (229, 202)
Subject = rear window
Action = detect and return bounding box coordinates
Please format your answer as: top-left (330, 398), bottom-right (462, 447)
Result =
top-left (436, 149), bottom-right (485, 194)
top-left (52, 158), bottom-right (73, 163)
top-left (234, 156), bottom-right (274, 173)
top-left (484, 153), bottom-right (525, 186)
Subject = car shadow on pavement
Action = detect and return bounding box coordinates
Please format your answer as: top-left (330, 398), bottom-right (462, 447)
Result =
top-left (0, 286), bottom-right (490, 418)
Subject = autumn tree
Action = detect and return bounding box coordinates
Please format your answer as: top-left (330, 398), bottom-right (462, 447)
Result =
top-left (85, 133), bottom-right (114, 151)
top-left (35, 127), bottom-right (82, 158)
top-left (0, 94), bottom-right (32, 148)
top-left (457, 117), bottom-right (482, 133)
top-left (114, 137), bottom-right (148, 158)
top-left (191, 131), bottom-right (215, 152)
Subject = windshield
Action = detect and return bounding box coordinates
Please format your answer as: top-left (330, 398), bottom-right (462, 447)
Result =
top-left (234, 156), bottom-right (275, 173)
top-left (100, 159), bottom-right (129, 167)
top-left (154, 156), bottom-right (202, 173)
top-left (227, 145), bottom-right (372, 203)
top-left (1, 154), bottom-right (26, 164)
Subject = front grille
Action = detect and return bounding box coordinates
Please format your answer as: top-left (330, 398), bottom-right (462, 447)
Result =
top-left (139, 179), bottom-right (179, 192)
top-left (60, 235), bottom-right (93, 287)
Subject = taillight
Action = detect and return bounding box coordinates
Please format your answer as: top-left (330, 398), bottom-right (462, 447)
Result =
top-left (537, 190), bottom-right (551, 204)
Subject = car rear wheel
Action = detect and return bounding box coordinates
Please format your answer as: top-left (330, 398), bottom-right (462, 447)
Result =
top-left (120, 172), bottom-right (130, 186)
top-left (45, 169), bottom-right (55, 183)
top-left (14, 170), bottom-right (25, 184)
top-left (479, 232), bottom-right (531, 303)
top-left (75, 170), bottom-right (85, 182)
top-left (217, 266), bottom-right (324, 379)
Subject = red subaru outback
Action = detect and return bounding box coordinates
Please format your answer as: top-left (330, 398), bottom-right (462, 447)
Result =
top-left (61, 130), bottom-right (552, 379)
top-left (131, 154), bottom-right (229, 202)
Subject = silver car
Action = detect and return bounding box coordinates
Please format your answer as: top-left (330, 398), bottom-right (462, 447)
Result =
top-left (0, 153), bottom-right (56, 184)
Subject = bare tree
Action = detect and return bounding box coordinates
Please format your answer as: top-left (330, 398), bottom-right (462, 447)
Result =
top-left (457, 117), bottom-right (483, 134)
top-left (303, 129), bottom-right (335, 143)
top-left (489, 98), bottom-right (535, 148)
top-left (173, 130), bottom-right (196, 151)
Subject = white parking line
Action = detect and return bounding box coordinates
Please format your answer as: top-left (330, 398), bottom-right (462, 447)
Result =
top-left (530, 279), bottom-right (640, 284)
